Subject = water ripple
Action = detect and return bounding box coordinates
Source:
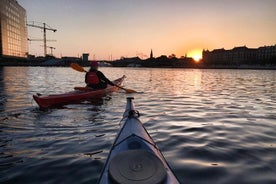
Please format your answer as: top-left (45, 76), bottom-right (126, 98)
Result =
top-left (0, 67), bottom-right (275, 183)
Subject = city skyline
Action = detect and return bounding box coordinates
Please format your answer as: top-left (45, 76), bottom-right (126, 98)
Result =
top-left (18, 0), bottom-right (276, 60)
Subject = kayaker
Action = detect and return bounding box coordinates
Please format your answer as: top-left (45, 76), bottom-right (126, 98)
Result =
top-left (85, 61), bottom-right (115, 89)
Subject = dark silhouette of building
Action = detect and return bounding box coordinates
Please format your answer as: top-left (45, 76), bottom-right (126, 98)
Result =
top-left (0, 0), bottom-right (28, 58)
top-left (203, 45), bottom-right (276, 66)
top-left (257, 45), bottom-right (276, 63)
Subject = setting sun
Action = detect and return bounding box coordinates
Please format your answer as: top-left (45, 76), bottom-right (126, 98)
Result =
top-left (187, 49), bottom-right (202, 62)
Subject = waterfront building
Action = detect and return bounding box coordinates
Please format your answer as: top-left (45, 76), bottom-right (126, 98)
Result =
top-left (203, 45), bottom-right (276, 65)
top-left (258, 45), bottom-right (276, 61)
top-left (0, 0), bottom-right (28, 58)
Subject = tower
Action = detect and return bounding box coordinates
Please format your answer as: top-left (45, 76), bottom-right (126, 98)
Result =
top-left (150, 49), bottom-right (153, 59)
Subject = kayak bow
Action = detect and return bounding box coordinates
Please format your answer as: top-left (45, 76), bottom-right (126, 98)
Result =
top-left (33, 76), bottom-right (125, 109)
top-left (98, 97), bottom-right (180, 184)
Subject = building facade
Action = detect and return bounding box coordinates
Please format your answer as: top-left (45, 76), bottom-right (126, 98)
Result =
top-left (257, 45), bottom-right (276, 61)
top-left (0, 0), bottom-right (28, 58)
top-left (203, 45), bottom-right (276, 65)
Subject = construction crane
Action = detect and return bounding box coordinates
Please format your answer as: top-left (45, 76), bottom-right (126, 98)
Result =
top-left (28, 38), bottom-right (57, 56)
top-left (27, 21), bottom-right (57, 57)
top-left (48, 46), bottom-right (56, 56)
top-left (39, 45), bottom-right (56, 56)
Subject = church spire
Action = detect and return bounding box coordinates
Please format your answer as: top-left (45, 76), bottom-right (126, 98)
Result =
top-left (150, 49), bottom-right (153, 59)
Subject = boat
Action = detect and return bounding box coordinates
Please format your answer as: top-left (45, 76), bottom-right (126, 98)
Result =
top-left (33, 76), bottom-right (125, 109)
top-left (98, 97), bottom-right (180, 184)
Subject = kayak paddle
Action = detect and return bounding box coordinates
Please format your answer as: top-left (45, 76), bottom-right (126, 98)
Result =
top-left (70, 63), bottom-right (137, 93)
top-left (70, 63), bottom-right (87, 73)
top-left (116, 86), bottom-right (137, 93)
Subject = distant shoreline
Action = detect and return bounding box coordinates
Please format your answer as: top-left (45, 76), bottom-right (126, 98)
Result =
top-left (0, 57), bottom-right (275, 70)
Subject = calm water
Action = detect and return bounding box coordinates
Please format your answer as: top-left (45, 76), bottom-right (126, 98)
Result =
top-left (0, 67), bottom-right (275, 184)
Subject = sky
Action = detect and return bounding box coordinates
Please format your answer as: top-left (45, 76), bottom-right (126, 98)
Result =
top-left (17, 0), bottom-right (276, 60)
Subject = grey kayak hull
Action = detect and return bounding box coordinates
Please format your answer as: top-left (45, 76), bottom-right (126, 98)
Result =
top-left (98, 97), bottom-right (180, 184)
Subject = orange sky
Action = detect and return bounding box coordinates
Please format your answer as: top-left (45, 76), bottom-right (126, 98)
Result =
top-left (18, 0), bottom-right (276, 60)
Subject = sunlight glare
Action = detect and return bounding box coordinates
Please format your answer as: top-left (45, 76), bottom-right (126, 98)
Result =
top-left (187, 49), bottom-right (202, 62)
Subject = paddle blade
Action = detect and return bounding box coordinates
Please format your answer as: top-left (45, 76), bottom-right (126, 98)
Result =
top-left (70, 63), bottom-right (87, 72)
top-left (124, 88), bottom-right (137, 93)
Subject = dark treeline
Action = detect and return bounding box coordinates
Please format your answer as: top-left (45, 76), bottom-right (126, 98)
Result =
top-left (109, 56), bottom-right (196, 68)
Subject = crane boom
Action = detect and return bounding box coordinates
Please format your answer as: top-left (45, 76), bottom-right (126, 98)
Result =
top-left (27, 24), bottom-right (57, 32)
top-left (28, 38), bottom-right (56, 42)
top-left (27, 21), bottom-right (57, 32)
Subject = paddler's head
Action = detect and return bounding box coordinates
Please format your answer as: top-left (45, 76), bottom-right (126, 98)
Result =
top-left (90, 61), bottom-right (99, 70)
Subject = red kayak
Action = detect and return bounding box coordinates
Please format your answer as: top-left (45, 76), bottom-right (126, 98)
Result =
top-left (33, 76), bottom-right (125, 109)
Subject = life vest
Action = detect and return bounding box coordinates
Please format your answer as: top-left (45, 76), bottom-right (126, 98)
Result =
top-left (86, 72), bottom-right (100, 85)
